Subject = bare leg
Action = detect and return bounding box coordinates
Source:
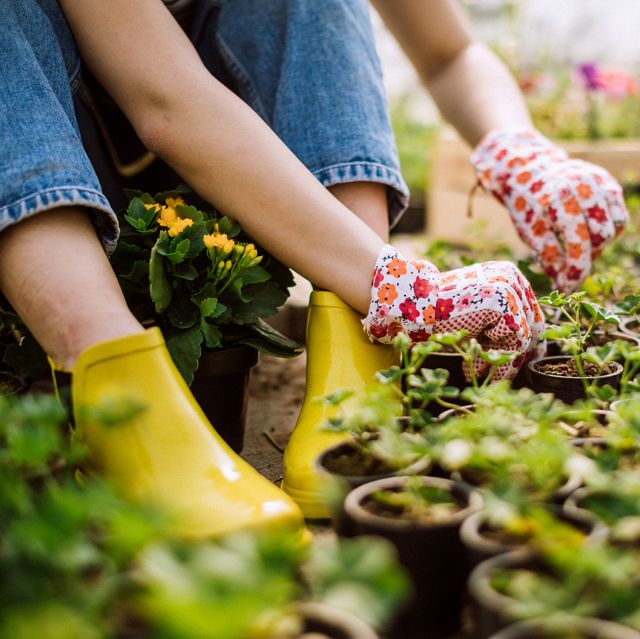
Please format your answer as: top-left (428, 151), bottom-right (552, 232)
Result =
top-left (0, 207), bottom-right (143, 369)
top-left (327, 182), bottom-right (389, 242)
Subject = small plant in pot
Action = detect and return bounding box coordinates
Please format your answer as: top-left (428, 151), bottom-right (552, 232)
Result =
top-left (318, 381), bottom-right (430, 528)
top-left (468, 538), bottom-right (640, 639)
top-left (424, 382), bottom-right (581, 495)
top-left (110, 189), bottom-right (302, 451)
top-left (564, 469), bottom-right (640, 549)
top-left (342, 474), bottom-right (482, 639)
top-left (530, 291), bottom-right (624, 403)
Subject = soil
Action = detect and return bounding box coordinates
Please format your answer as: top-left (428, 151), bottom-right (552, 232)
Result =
top-left (480, 525), bottom-right (529, 547)
top-left (362, 489), bottom-right (461, 525)
top-left (321, 445), bottom-right (394, 478)
top-left (535, 360), bottom-right (618, 378)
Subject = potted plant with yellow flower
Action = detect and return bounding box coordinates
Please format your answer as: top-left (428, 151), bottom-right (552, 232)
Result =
top-left (111, 188), bottom-right (301, 451)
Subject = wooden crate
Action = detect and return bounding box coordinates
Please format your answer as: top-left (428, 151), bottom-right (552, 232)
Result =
top-left (426, 128), bottom-right (640, 253)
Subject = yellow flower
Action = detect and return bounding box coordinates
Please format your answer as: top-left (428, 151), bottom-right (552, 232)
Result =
top-left (203, 232), bottom-right (234, 252)
top-left (165, 196), bottom-right (185, 209)
top-left (144, 202), bottom-right (160, 212)
top-left (168, 217), bottom-right (194, 237)
top-left (158, 205), bottom-right (177, 229)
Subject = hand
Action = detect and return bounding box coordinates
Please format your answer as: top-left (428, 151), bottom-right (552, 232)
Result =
top-left (362, 245), bottom-right (545, 381)
top-left (470, 128), bottom-right (628, 292)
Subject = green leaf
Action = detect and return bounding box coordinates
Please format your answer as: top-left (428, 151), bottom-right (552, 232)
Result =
top-left (175, 204), bottom-right (204, 223)
top-left (200, 319), bottom-right (223, 349)
top-left (122, 259), bottom-right (148, 284)
top-left (217, 216), bottom-right (241, 238)
top-left (172, 262), bottom-right (198, 281)
top-left (581, 301), bottom-right (620, 325)
top-left (166, 327), bottom-right (203, 385)
top-left (166, 294), bottom-right (199, 329)
top-left (191, 282), bottom-right (220, 306)
top-left (241, 265), bottom-right (271, 285)
top-left (149, 242), bottom-right (173, 313)
top-left (236, 319), bottom-right (302, 358)
top-left (124, 197), bottom-right (158, 233)
top-left (157, 238), bottom-right (190, 265)
top-left (542, 324), bottom-right (574, 340)
top-left (224, 281), bottom-right (288, 324)
top-left (200, 298), bottom-right (227, 320)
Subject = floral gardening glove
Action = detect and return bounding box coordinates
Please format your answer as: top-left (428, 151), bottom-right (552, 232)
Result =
top-left (470, 128), bottom-right (628, 291)
top-left (363, 245), bottom-right (545, 381)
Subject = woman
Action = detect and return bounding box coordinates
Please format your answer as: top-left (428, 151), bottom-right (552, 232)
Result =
top-left (0, 0), bottom-right (626, 531)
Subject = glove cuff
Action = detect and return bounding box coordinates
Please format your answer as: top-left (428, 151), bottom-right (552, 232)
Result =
top-left (362, 244), bottom-right (440, 344)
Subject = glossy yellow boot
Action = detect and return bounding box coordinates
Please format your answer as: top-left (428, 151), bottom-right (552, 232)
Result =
top-left (281, 291), bottom-right (397, 518)
top-left (69, 328), bottom-right (304, 539)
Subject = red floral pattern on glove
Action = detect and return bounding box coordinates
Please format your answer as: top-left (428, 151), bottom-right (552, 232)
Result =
top-left (363, 245), bottom-right (545, 381)
top-left (470, 128), bottom-right (628, 291)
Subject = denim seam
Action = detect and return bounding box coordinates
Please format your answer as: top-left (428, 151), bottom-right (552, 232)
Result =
top-left (312, 161), bottom-right (409, 193)
top-left (215, 34), bottom-right (269, 122)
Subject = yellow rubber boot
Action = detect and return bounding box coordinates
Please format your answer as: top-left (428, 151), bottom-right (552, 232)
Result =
top-left (70, 328), bottom-right (305, 540)
top-left (281, 291), bottom-right (397, 518)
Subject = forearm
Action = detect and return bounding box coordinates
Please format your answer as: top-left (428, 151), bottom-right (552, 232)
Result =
top-left (59, 0), bottom-right (382, 314)
top-left (372, 0), bottom-right (532, 147)
top-left (426, 42), bottom-right (532, 147)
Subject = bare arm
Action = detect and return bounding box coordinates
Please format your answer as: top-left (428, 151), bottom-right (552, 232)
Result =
top-left (58, 0), bottom-right (383, 314)
top-left (372, 0), bottom-right (532, 146)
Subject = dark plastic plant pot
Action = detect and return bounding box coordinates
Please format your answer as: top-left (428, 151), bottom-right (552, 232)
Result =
top-left (190, 344), bottom-right (259, 453)
top-left (460, 504), bottom-right (607, 569)
top-left (296, 602), bottom-right (379, 639)
top-left (0, 370), bottom-right (28, 397)
top-left (610, 396), bottom-right (640, 412)
top-left (467, 549), bottom-right (539, 639)
top-left (488, 617), bottom-right (640, 639)
top-left (317, 440), bottom-right (430, 534)
top-left (343, 475), bottom-right (482, 639)
top-left (620, 317), bottom-right (640, 337)
top-left (527, 356), bottom-right (622, 404)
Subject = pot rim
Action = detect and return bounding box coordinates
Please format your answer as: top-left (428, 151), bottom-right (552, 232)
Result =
top-left (316, 439), bottom-right (431, 486)
top-left (343, 475), bottom-right (483, 532)
top-left (488, 616), bottom-right (640, 639)
top-left (295, 601), bottom-right (379, 639)
top-left (467, 548), bottom-right (537, 614)
top-left (527, 355), bottom-right (623, 381)
top-left (462, 503), bottom-right (607, 557)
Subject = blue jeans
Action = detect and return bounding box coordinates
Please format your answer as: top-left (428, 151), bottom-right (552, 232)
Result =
top-left (0, 0), bottom-right (409, 253)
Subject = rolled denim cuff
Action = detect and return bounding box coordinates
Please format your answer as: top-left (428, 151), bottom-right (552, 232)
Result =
top-left (0, 186), bottom-right (119, 255)
top-left (313, 162), bottom-right (410, 230)
top-left (363, 244), bottom-right (440, 344)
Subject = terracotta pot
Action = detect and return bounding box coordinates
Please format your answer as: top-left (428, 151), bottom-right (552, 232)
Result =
top-left (343, 475), bottom-right (482, 639)
top-left (527, 356), bottom-right (622, 404)
top-left (190, 345), bottom-right (258, 453)
top-left (296, 602), bottom-right (379, 639)
top-left (488, 617), bottom-right (640, 639)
